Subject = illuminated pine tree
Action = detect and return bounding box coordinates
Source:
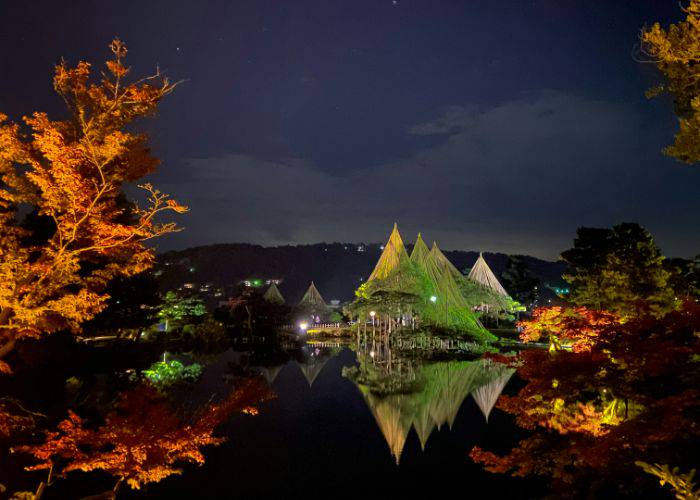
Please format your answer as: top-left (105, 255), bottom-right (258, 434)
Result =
top-left (598, 224), bottom-right (675, 318)
top-left (562, 224), bottom-right (674, 317)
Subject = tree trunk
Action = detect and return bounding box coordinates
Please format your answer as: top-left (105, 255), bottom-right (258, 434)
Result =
top-left (34, 480), bottom-right (46, 500)
top-left (113, 477), bottom-right (123, 496)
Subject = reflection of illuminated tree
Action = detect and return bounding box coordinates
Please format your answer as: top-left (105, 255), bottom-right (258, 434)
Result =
top-left (17, 380), bottom-right (271, 494)
top-left (471, 302), bottom-right (700, 496)
top-left (293, 344), bottom-right (341, 387)
top-left (142, 360), bottom-right (203, 391)
top-left (345, 339), bottom-right (514, 463)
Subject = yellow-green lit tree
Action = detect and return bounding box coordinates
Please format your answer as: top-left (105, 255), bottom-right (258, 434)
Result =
top-left (562, 224), bottom-right (675, 318)
top-left (642, 0), bottom-right (700, 164)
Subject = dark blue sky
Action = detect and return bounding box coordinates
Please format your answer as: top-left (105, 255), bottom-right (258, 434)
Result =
top-left (1, 0), bottom-right (697, 259)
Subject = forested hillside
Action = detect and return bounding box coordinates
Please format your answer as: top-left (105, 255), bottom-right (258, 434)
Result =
top-left (156, 243), bottom-right (566, 303)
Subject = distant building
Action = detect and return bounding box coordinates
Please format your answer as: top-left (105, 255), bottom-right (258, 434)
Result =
top-left (243, 277), bottom-right (282, 288)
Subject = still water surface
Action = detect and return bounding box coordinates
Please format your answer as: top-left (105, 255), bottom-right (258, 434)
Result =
top-left (113, 341), bottom-right (546, 499)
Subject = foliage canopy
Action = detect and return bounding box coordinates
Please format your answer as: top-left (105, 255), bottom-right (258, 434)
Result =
top-left (562, 223), bottom-right (675, 318)
top-left (0, 39), bottom-right (185, 367)
top-left (642, 0), bottom-right (700, 164)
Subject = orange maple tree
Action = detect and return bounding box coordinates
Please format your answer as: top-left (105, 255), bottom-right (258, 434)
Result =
top-left (0, 39), bottom-right (186, 368)
top-left (0, 399), bottom-right (37, 438)
top-left (16, 379), bottom-right (272, 493)
top-left (518, 306), bottom-right (620, 352)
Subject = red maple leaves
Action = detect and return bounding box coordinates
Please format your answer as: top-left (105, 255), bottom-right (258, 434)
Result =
top-left (472, 301), bottom-right (700, 496)
top-left (17, 379), bottom-right (273, 491)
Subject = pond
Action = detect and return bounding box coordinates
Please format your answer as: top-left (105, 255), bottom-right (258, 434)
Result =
top-left (0, 334), bottom-right (547, 499)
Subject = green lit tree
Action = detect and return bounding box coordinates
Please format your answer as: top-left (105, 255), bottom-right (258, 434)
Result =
top-left (664, 257), bottom-right (700, 300)
top-left (562, 224), bottom-right (675, 317)
top-left (328, 311), bottom-right (343, 323)
top-left (561, 227), bottom-right (615, 310)
top-left (690, 254), bottom-right (700, 298)
top-left (156, 291), bottom-right (206, 332)
top-left (598, 224), bottom-right (675, 317)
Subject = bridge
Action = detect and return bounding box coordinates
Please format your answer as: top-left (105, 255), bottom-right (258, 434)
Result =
top-left (283, 322), bottom-right (353, 336)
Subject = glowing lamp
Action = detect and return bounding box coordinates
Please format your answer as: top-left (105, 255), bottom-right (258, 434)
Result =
top-left (369, 311), bottom-right (376, 317)
top-left (299, 322), bottom-right (308, 331)
top-left (430, 295), bottom-right (437, 303)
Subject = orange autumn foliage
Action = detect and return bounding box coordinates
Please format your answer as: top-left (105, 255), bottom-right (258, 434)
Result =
top-left (17, 379), bottom-right (272, 490)
top-left (0, 39), bottom-right (186, 359)
top-left (518, 306), bottom-right (620, 352)
top-left (0, 401), bottom-right (35, 438)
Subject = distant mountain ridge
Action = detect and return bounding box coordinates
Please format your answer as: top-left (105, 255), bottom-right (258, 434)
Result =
top-left (156, 243), bottom-right (567, 303)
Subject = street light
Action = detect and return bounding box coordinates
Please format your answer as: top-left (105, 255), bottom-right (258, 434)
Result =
top-left (430, 295), bottom-right (437, 303)
top-left (299, 322), bottom-right (308, 332)
top-left (369, 310), bottom-right (376, 327)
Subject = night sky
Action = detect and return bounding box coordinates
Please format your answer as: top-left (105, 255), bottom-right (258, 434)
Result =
top-left (1, 0), bottom-right (698, 260)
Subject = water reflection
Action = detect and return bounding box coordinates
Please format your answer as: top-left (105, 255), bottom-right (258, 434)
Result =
top-left (228, 340), bottom-right (341, 387)
top-left (295, 344), bottom-right (339, 387)
top-left (344, 335), bottom-right (514, 463)
top-left (0, 335), bottom-right (524, 498)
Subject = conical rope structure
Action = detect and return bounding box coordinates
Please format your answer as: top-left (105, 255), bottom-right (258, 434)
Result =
top-left (350, 224), bottom-right (496, 341)
top-left (263, 282), bottom-right (285, 304)
top-left (298, 281), bottom-right (326, 306)
top-left (468, 253), bottom-right (509, 297)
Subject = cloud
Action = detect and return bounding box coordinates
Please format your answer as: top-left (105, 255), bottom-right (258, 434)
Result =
top-left (407, 105), bottom-right (477, 136)
top-left (156, 91), bottom-right (700, 259)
